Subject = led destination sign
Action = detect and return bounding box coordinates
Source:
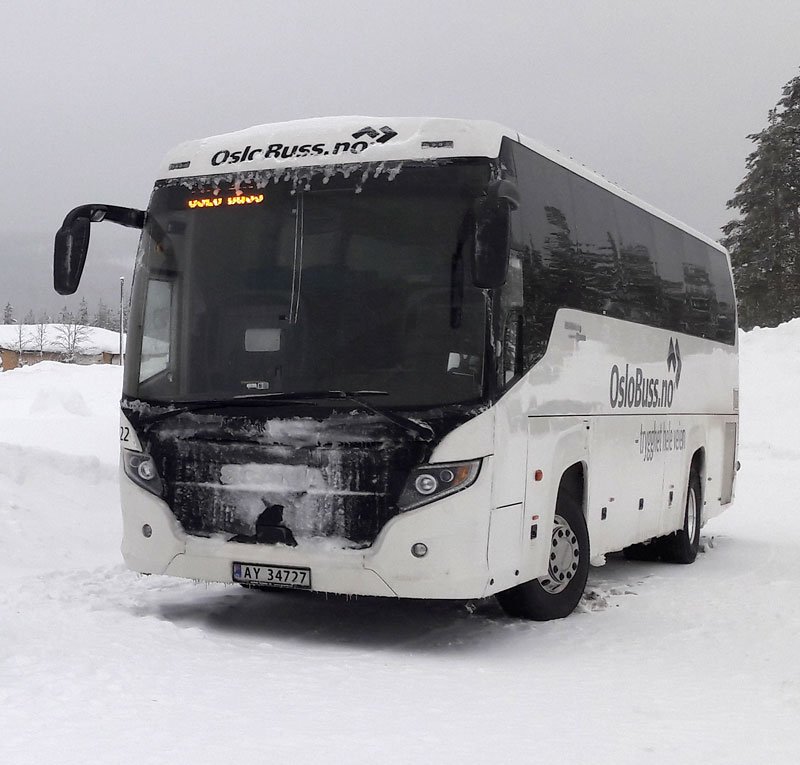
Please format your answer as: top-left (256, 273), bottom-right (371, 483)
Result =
top-left (187, 194), bottom-right (265, 209)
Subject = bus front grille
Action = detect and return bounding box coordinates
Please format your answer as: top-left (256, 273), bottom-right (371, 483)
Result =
top-left (147, 415), bottom-right (421, 546)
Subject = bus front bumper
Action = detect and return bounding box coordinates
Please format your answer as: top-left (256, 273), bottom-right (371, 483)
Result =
top-left (120, 459), bottom-right (496, 600)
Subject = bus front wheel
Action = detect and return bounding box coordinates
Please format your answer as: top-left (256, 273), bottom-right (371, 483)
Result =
top-left (496, 486), bottom-right (589, 621)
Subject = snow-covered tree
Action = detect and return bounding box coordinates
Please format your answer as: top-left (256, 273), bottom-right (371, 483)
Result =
top-left (3, 302), bottom-right (13, 324)
top-left (54, 313), bottom-right (90, 363)
top-left (8, 320), bottom-right (30, 364)
top-left (722, 70), bottom-right (800, 329)
top-left (93, 299), bottom-right (112, 329)
top-left (23, 309), bottom-right (35, 325)
top-left (105, 288), bottom-right (130, 333)
top-left (35, 314), bottom-right (49, 358)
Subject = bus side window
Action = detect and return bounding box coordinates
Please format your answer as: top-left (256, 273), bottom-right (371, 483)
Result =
top-left (611, 197), bottom-right (661, 326)
top-left (502, 311), bottom-right (524, 386)
top-left (507, 139), bottom-right (577, 371)
top-left (681, 237), bottom-right (716, 340)
top-left (139, 277), bottom-right (173, 384)
top-left (568, 174), bottom-right (622, 318)
top-left (651, 219), bottom-right (687, 335)
top-left (707, 249), bottom-right (736, 344)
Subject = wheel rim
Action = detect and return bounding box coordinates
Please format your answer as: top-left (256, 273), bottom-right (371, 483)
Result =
top-left (539, 514), bottom-right (580, 594)
top-left (686, 485), bottom-right (698, 540)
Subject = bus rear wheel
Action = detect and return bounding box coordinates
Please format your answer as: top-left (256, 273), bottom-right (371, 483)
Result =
top-left (660, 469), bottom-right (702, 564)
top-left (496, 486), bottom-right (589, 621)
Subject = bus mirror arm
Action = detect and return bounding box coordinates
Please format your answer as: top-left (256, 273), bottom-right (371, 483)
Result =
top-left (54, 204), bottom-right (146, 295)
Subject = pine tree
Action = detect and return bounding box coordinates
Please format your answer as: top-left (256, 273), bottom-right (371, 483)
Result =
top-left (3, 302), bottom-right (13, 324)
top-left (77, 298), bottom-right (89, 325)
top-left (722, 71), bottom-right (800, 329)
top-left (23, 309), bottom-right (35, 325)
top-left (93, 299), bottom-right (111, 329)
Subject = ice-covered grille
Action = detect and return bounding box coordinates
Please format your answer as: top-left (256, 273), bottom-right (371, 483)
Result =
top-left (147, 414), bottom-right (421, 545)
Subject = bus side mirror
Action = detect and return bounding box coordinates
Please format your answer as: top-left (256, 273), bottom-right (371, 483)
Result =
top-left (54, 204), bottom-right (146, 295)
top-left (471, 180), bottom-right (519, 290)
top-left (54, 215), bottom-right (91, 296)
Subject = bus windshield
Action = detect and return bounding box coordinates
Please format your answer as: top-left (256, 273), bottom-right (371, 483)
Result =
top-left (124, 160), bottom-right (491, 409)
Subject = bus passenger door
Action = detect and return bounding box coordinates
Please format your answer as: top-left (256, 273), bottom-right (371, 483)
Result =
top-left (488, 393), bottom-right (529, 591)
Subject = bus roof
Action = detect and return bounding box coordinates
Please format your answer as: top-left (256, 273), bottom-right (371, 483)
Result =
top-left (159, 116), bottom-right (726, 255)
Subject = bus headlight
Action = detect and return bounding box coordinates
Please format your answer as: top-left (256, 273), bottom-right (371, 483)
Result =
top-left (123, 451), bottom-right (163, 497)
top-left (398, 460), bottom-right (481, 511)
top-left (414, 474), bottom-right (439, 495)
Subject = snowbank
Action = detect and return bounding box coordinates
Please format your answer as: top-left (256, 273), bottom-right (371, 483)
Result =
top-left (0, 361), bottom-right (122, 460)
top-left (739, 318), bottom-right (800, 459)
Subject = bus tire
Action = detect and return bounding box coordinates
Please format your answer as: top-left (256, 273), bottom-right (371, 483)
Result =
top-left (496, 486), bottom-right (589, 621)
top-left (661, 469), bottom-right (701, 564)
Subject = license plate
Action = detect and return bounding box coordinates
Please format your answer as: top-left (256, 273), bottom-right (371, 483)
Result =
top-left (233, 562), bottom-right (311, 589)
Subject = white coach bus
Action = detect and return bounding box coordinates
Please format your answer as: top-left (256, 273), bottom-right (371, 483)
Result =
top-left (54, 117), bottom-right (738, 620)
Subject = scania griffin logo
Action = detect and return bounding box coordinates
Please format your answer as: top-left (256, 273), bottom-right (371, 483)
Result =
top-left (210, 125), bottom-right (398, 167)
top-left (609, 338), bottom-right (683, 409)
top-left (351, 125), bottom-right (398, 143)
top-left (666, 337), bottom-right (682, 387)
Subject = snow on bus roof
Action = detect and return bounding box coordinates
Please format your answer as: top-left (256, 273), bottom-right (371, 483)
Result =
top-left (159, 115), bottom-right (726, 256)
top-left (158, 116), bottom-right (509, 178)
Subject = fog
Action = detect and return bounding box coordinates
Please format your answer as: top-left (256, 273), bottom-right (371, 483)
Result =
top-left (1, 0), bottom-right (798, 316)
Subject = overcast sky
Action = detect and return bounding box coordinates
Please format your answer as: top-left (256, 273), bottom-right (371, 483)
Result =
top-left (1, 0), bottom-right (799, 315)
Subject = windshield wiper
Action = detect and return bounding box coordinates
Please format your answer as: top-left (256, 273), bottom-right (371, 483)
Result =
top-left (247, 390), bottom-right (435, 442)
top-left (244, 390), bottom-right (389, 401)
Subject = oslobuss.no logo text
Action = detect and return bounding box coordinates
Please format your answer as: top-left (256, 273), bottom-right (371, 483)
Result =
top-left (210, 125), bottom-right (398, 167)
top-left (609, 338), bottom-right (683, 409)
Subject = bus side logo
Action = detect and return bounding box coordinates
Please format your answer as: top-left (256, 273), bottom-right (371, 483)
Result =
top-left (609, 338), bottom-right (683, 409)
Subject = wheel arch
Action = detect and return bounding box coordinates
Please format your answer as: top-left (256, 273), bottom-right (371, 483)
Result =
top-left (558, 461), bottom-right (587, 516)
top-left (690, 445), bottom-right (706, 516)
top-left (684, 424), bottom-right (706, 499)
top-left (691, 446), bottom-right (705, 480)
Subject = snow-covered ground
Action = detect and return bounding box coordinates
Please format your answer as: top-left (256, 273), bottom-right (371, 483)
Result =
top-left (1, 325), bottom-right (799, 764)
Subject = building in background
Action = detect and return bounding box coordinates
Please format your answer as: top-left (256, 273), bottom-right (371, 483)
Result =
top-left (0, 324), bottom-right (125, 370)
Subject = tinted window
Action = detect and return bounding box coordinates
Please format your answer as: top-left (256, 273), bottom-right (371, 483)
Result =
top-left (708, 250), bottom-right (736, 343)
top-left (506, 138), bottom-right (736, 366)
top-left (569, 176), bottom-right (623, 316)
top-left (681, 236), bottom-right (717, 339)
top-left (651, 218), bottom-right (687, 334)
top-left (139, 278), bottom-right (172, 382)
top-left (506, 140), bottom-right (579, 367)
top-left (612, 198), bottom-right (662, 326)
